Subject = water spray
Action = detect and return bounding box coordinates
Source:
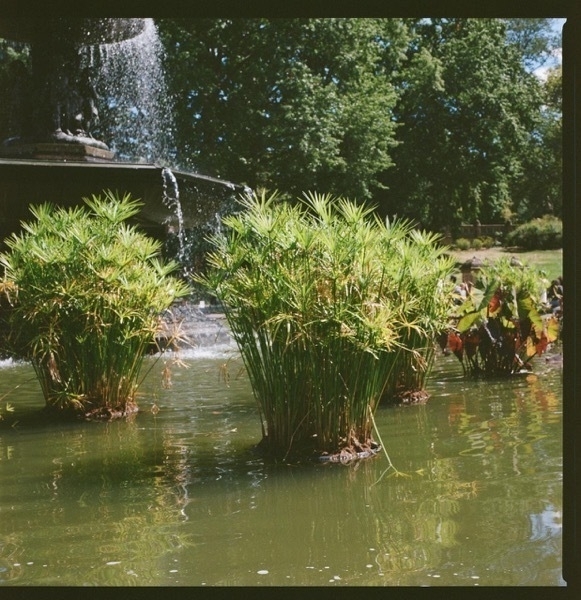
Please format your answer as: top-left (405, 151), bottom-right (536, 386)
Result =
top-left (162, 166), bottom-right (188, 277)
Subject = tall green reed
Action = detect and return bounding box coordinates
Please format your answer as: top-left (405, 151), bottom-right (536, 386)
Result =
top-left (379, 228), bottom-right (457, 401)
top-left (0, 191), bottom-right (190, 417)
top-left (197, 190), bottom-right (454, 459)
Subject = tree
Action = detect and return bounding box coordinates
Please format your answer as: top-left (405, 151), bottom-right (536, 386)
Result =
top-left (511, 65), bottom-right (562, 221)
top-left (1, 19), bottom-right (561, 235)
top-left (157, 18), bottom-right (408, 201)
top-left (504, 18), bottom-right (563, 71)
top-left (0, 38), bottom-right (30, 143)
top-left (380, 18), bottom-right (546, 233)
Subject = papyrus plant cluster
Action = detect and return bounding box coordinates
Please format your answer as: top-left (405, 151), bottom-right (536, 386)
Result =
top-left (0, 191), bottom-right (190, 417)
top-left (197, 191), bottom-right (455, 459)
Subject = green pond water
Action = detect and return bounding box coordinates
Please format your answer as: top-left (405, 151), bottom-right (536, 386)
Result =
top-left (0, 342), bottom-right (564, 586)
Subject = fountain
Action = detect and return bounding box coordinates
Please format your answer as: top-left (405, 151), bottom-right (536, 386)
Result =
top-left (0, 18), bottom-right (246, 252)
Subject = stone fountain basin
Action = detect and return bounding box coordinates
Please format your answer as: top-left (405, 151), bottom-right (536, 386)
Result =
top-left (0, 157), bottom-right (243, 246)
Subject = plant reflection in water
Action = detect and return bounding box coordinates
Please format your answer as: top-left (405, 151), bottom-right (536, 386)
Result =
top-left (0, 343), bottom-right (563, 586)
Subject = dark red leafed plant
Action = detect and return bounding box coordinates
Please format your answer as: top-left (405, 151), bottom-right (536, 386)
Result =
top-left (440, 257), bottom-right (560, 377)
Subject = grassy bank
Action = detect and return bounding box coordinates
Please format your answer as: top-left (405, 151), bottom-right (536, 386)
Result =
top-left (450, 247), bottom-right (562, 282)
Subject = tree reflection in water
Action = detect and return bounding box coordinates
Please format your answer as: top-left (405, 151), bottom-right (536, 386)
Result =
top-left (0, 347), bottom-right (563, 586)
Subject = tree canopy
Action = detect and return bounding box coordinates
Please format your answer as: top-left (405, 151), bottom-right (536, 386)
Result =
top-left (158, 18), bottom-right (409, 201)
top-left (380, 18), bottom-right (550, 232)
top-left (157, 17), bottom-right (561, 230)
top-left (0, 18), bottom-right (563, 233)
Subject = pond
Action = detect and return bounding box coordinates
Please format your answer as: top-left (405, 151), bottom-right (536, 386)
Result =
top-left (0, 339), bottom-right (564, 586)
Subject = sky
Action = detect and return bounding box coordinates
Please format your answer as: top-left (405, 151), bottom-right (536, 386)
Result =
top-left (533, 18), bottom-right (565, 81)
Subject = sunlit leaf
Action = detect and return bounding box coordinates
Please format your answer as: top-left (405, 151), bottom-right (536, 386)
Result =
top-left (487, 289), bottom-right (502, 315)
top-left (546, 316), bottom-right (560, 343)
top-left (457, 310), bottom-right (482, 333)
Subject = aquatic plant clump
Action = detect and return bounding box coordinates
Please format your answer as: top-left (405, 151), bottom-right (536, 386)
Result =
top-left (0, 191), bottom-right (190, 419)
top-left (378, 227), bottom-right (458, 404)
top-left (442, 257), bottom-right (560, 376)
top-left (197, 190), bottom-right (455, 460)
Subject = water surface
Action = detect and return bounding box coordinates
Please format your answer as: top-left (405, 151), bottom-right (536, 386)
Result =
top-left (0, 344), bottom-right (564, 586)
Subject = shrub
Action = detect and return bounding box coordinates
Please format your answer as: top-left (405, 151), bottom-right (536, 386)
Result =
top-left (455, 237), bottom-right (471, 250)
top-left (505, 215), bottom-right (562, 250)
top-left (478, 236), bottom-right (495, 249)
top-left (471, 238), bottom-right (483, 250)
top-left (197, 190), bottom-right (455, 460)
top-left (0, 191), bottom-right (190, 419)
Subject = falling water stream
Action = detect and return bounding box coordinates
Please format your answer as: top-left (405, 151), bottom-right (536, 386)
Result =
top-left (161, 167), bottom-right (188, 274)
top-left (84, 18), bottom-right (174, 163)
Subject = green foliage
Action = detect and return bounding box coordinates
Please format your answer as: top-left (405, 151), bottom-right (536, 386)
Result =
top-left (453, 236), bottom-right (496, 252)
top-left (505, 215), bottom-right (562, 250)
top-left (455, 238), bottom-right (471, 251)
top-left (158, 18), bottom-right (408, 201)
top-left (511, 65), bottom-right (562, 222)
top-left (0, 191), bottom-right (190, 417)
top-left (444, 256), bottom-right (558, 376)
top-left (504, 18), bottom-right (563, 71)
top-left (196, 190), bottom-right (455, 459)
top-left (382, 18), bottom-right (549, 232)
top-left (478, 236), bottom-right (496, 249)
top-left (2, 19), bottom-right (561, 231)
top-left (0, 38), bottom-right (31, 142)
top-left (0, 280), bottom-right (17, 359)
